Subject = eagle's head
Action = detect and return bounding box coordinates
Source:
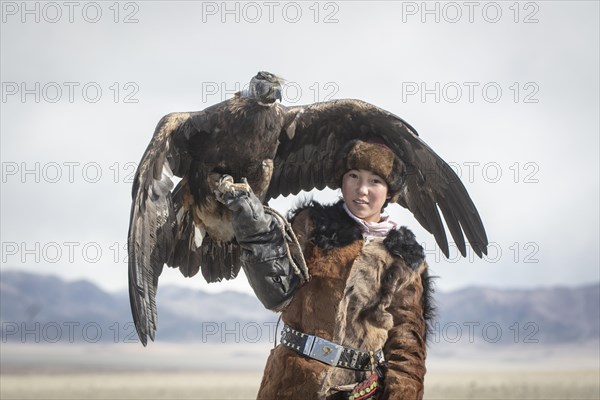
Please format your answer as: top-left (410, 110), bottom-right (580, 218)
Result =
top-left (246, 71), bottom-right (284, 105)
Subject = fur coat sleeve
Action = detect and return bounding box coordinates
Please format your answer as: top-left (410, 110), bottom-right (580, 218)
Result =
top-left (379, 226), bottom-right (432, 400)
top-left (381, 260), bottom-right (431, 400)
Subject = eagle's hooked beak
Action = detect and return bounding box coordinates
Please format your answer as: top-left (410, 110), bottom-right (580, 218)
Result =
top-left (273, 86), bottom-right (282, 102)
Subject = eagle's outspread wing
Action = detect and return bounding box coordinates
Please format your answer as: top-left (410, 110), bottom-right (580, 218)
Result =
top-left (128, 111), bottom-right (194, 346)
top-left (268, 99), bottom-right (488, 258)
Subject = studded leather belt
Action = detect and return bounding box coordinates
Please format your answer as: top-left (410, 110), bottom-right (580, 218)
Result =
top-left (280, 324), bottom-right (384, 371)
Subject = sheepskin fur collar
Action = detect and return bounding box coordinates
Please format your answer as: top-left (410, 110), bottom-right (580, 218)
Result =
top-left (289, 199), bottom-right (362, 249)
top-left (289, 200), bottom-right (425, 270)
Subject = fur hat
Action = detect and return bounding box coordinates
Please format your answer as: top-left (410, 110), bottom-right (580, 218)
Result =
top-left (335, 139), bottom-right (405, 201)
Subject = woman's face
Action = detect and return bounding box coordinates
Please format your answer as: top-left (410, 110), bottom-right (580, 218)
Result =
top-left (342, 169), bottom-right (389, 223)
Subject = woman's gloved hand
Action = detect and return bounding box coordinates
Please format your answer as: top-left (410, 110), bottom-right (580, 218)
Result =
top-left (213, 174), bottom-right (299, 310)
top-left (214, 175), bottom-right (272, 242)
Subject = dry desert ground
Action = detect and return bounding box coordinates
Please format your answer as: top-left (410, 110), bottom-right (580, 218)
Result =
top-left (1, 341), bottom-right (598, 399)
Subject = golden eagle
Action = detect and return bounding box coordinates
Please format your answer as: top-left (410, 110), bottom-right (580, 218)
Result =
top-left (128, 71), bottom-right (488, 345)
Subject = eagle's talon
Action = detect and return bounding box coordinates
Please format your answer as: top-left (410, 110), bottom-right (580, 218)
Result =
top-left (217, 174), bottom-right (235, 193)
top-left (231, 182), bottom-right (251, 193)
top-left (215, 174), bottom-right (251, 198)
top-left (236, 178), bottom-right (251, 193)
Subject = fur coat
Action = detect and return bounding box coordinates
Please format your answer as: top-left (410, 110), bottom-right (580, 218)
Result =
top-left (256, 200), bottom-right (434, 400)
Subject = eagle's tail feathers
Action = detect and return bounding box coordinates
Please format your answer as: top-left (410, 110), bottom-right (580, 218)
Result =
top-left (199, 237), bottom-right (241, 283)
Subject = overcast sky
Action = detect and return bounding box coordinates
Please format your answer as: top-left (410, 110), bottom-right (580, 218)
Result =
top-left (1, 1), bottom-right (598, 296)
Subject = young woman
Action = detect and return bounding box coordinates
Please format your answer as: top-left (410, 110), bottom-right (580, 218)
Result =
top-left (216, 139), bottom-right (434, 400)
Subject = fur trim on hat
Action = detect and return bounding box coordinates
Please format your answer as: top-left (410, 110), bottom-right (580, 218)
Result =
top-left (335, 140), bottom-right (405, 200)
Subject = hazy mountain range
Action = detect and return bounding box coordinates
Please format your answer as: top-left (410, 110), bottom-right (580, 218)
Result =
top-left (1, 271), bottom-right (598, 345)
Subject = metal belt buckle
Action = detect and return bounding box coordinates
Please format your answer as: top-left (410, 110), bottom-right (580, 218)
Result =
top-left (308, 337), bottom-right (343, 366)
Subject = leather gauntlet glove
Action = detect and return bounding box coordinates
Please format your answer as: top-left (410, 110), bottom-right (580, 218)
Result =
top-left (215, 175), bottom-right (299, 310)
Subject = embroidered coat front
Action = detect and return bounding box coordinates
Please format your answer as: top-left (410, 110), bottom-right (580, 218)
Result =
top-left (256, 201), bottom-right (433, 400)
